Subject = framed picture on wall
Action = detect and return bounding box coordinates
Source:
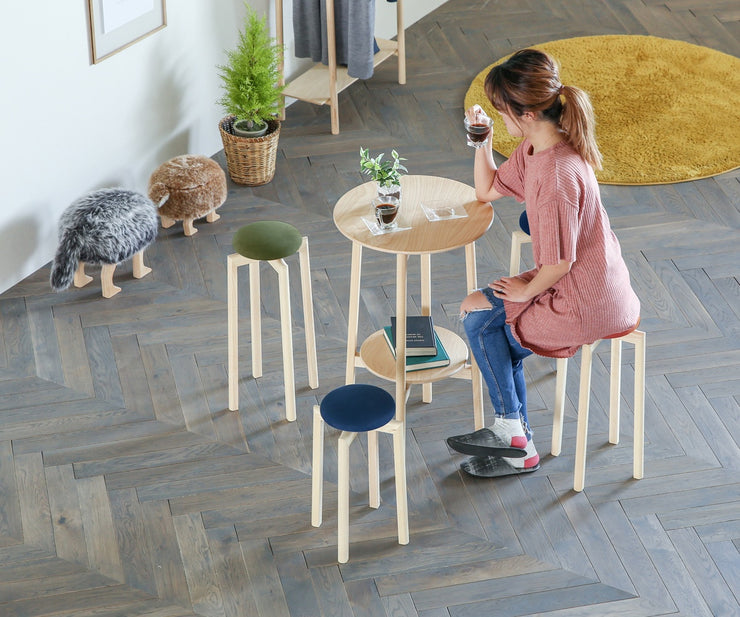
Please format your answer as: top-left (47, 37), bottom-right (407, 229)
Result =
top-left (88, 0), bottom-right (167, 64)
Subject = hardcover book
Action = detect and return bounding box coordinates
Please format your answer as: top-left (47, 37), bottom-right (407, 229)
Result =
top-left (383, 326), bottom-right (450, 372)
top-left (389, 315), bottom-right (437, 356)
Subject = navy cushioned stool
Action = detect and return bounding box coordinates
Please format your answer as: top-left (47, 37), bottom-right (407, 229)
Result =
top-left (311, 384), bottom-right (409, 563)
top-left (227, 221), bottom-right (319, 421)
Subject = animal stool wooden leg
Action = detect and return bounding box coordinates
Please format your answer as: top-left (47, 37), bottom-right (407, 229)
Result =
top-left (100, 264), bottom-right (121, 298)
top-left (160, 215), bottom-right (176, 229)
top-left (183, 219), bottom-right (198, 236)
top-left (132, 250), bottom-right (152, 279)
top-left (73, 262), bottom-right (93, 288)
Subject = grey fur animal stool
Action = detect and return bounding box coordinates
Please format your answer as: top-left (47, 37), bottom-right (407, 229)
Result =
top-left (148, 155), bottom-right (227, 236)
top-left (50, 188), bottom-right (158, 298)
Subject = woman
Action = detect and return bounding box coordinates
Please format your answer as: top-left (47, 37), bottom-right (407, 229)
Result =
top-left (447, 49), bottom-right (640, 477)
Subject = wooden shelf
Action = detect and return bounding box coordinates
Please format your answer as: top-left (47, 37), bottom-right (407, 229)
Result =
top-left (283, 38), bottom-right (399, 106)
top-left (275, 0), bottom-right (405, 134)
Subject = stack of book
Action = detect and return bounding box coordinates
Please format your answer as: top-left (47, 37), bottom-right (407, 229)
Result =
top-left (383, 315), bottom-right (450, 371)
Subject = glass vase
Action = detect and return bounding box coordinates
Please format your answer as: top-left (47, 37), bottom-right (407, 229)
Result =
top-left (377, 182), bottom-right (401, 201)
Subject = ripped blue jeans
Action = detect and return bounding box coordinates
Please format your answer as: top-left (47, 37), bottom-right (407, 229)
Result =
top-left (461, 287), bottom-right (534, 437)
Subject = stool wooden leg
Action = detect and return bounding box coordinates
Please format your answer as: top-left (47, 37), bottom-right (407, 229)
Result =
top-left (471, 357), bottom-right (485, 430)
top-left (574, 342), bottom-right (598, 492)
top-left (551, 357), bottom-right (568, 456)
top-left (160, 214), bottom-right (176, 229)
top-left (389, 420), bottom-right (409, 545)
top-left (337, 431), bottom-right (357, 563)
top-left (73, 262), bottom-right (93, 288)
top-left (298, 238), bottom-right (319, 389)
top-left (132, 250), bottom-right (151, 279)
top-left (183, 219), bottom-right (197, 236)
top-left (509, 230), bottom-right (532, 277)
top-left (206, 210), bottom-right (220, 223)
top-left (368, 430), bottom-right (380, 508)
top-left (271, 258), bottom-right (296, 422)
top-left (227, 254), bottom-right (248, 411)
top-left (249, 260), bottom-right (262, 379)
top-left (311, 405), bottom-right (324, 527)
top-left (100, 264), bottom-right (121, 298)
top-left (631, 331), bottom-right (646, 480)
top-left (609, 338), bottom-right (623, 445)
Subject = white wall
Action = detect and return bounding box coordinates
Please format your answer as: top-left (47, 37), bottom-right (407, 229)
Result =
top-left (0, 0), bottom-right (445, 293)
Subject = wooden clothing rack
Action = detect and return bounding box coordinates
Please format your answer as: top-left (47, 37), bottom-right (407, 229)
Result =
top-left (275, 0), bottom-right (406, 134)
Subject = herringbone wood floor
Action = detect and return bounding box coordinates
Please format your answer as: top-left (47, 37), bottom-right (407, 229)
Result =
top-left (1, 1), bottom-right (738, 616)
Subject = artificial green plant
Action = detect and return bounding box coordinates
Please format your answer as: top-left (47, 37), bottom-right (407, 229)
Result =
top-left (217, 4), bottom-right (284, 131)
top-left (359, 148), bottom-right (408, 188)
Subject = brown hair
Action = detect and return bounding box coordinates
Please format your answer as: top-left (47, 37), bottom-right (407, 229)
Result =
top-left (484, 49), bottom-right (603, 170)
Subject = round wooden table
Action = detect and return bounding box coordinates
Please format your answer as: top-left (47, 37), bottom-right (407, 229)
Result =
top-left (333, 175), bottom-right (494, 426)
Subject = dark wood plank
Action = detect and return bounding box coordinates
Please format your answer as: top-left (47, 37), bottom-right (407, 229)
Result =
top-left (45, 464), bottom-right (88, 566)
top-left (0, 440), bottom-right (23, 541)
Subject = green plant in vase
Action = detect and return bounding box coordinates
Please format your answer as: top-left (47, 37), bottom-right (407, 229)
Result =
top-left (217, 4), bottom-right (284, 137)
top-left (360, 147), bottom-right (408, 199)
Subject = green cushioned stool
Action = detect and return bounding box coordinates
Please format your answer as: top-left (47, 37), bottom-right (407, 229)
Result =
top-left (227, 221), bottom-right (319, 421)
top-left (232, 220), bottom-right (303, 261)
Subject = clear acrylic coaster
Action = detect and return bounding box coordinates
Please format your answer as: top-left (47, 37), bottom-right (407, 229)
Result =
top-left (361, 215), bottom-right (411, 235)
top-left (421, 200), bottom-right (468, 221)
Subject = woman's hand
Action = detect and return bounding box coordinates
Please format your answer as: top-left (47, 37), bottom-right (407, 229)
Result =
top-left (490, 261), bottom-right (573, 303)
top-left (465, 104), bottom-right (491, 125)
top-left (489, 276), bottom-right (531, 303)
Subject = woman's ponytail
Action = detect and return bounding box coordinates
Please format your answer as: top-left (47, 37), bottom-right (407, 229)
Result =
top-left (559, 85), bottom-right (603, 170)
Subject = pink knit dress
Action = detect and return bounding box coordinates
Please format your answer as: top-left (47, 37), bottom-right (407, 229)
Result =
top-left (494, 139), bottom-right (640, 358)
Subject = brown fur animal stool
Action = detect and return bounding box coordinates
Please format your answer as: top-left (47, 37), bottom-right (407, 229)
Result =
top-left (148, 155), bottom-right (227, 236)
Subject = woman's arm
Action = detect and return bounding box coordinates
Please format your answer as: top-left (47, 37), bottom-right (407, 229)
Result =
top-left (490, 260), bottom-right (573, 303)
top-left (473, 140), bottom-right (507, 202)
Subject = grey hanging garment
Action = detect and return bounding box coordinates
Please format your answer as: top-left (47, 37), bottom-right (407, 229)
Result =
top-left (294, 0), bottom-right (376, 80)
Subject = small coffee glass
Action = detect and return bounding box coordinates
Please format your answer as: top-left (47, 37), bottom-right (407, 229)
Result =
top-left (372, 196), bottom-right (400, 230)
top-left (464, 115), bottom-right (493, 148)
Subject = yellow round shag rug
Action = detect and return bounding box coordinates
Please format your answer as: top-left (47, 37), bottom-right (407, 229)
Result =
top-left (464, 35), bottom-right (740, 185)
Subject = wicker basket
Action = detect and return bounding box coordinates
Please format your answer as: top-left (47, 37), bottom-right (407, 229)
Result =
top-left (219, 116), bottom-right (281, 186)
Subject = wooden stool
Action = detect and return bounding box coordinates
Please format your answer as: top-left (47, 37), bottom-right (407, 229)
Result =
top-left (227, 221), bottom-right (319, 421)
top-left (311, 384), bottom-right (409, 563)
top-left (551, 326), bottom-right (646, 491)
top-left (509, 229), bottom-right (646, 491)
top-left (50, 188), bottom-right (157, 299)
top-left (148, 154), bottom-right (227, 236)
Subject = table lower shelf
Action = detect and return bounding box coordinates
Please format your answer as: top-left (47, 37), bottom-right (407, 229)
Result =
top-left (359, 327), bottom-right (470, 384)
